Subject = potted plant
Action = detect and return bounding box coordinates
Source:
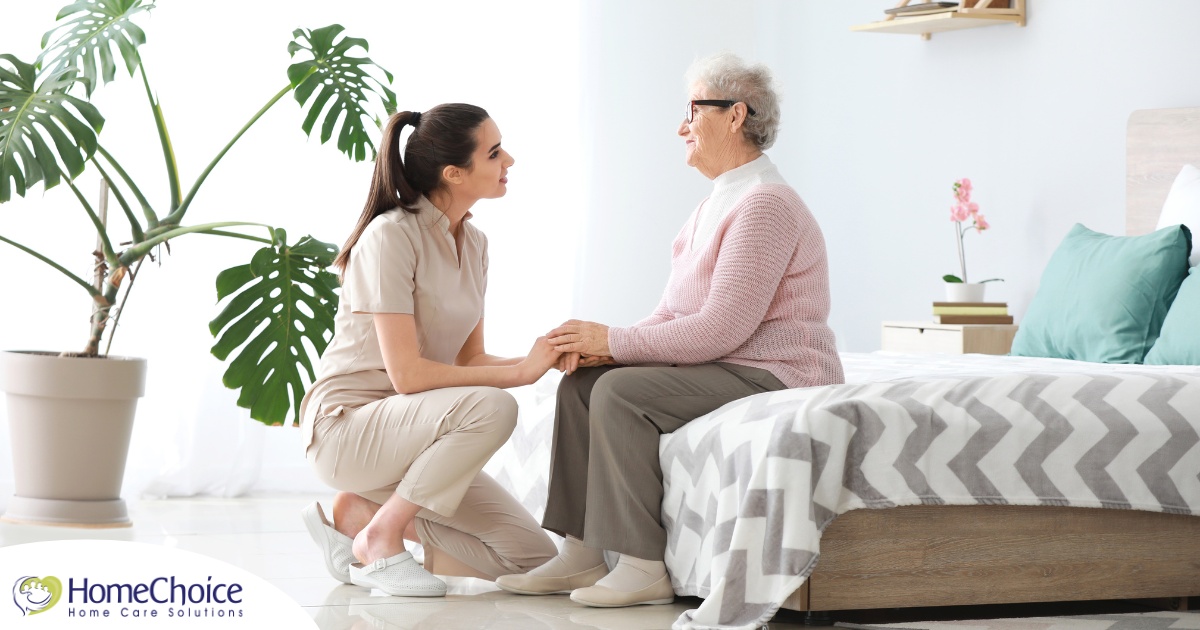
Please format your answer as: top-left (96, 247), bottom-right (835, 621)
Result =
top-left (0, 0), bottom-right (395, 526)
top-left (942, 177), bottom-right (1003, 302)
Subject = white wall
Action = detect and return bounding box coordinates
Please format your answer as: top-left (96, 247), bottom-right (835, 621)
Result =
top-left (574, 0), bottom-right (1200, 351)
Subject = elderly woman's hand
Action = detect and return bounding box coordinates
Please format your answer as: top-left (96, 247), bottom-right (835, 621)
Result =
top-left (548, 319), bottom-right (611, 357)
top-left (578, 354), bottom-right (616, 368)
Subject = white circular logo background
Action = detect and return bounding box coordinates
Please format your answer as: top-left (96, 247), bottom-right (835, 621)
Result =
top-left (1, 540), bottom-right (317, 629)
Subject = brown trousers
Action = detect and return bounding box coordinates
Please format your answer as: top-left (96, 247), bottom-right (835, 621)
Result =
top-left (541, 363), bottom-right (785, 560)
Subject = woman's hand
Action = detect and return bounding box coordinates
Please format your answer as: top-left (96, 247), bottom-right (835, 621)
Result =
top-left (556, 352), bottom-right (581, 375)
top-left (547, 319), bottom-right (611, 357)
top-left (554, 352), bottom-right (616, 376)
top-left (518, 336), bottom-right (563, 385)
top-left (578, 354), bottom-right (616, 368)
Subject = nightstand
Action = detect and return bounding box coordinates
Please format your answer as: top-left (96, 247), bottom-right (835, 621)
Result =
top-left (881, 321), bottom-right (1018, 355)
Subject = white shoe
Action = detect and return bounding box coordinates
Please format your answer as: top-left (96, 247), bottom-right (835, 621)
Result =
top-left (569, 573), bottom-right (674, 607)
top-left (301, 502), bottom-right (355, 584)
top-left (349, 551), bottom-right (447, 597)
top-left (495, 563), bottom-right (609, 595)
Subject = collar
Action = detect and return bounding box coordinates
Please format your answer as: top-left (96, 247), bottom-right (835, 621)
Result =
top-left (413, 195), bottom-right (472, 232)
top-left (712, 153), bottom-right (773, 192)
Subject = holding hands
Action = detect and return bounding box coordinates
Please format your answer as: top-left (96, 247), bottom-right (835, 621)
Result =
top-left (519, 320), bottom-right (616, 381)
top-left (518, 336), bottom-right (563, 385)
top-left (548, 319), bottom-right (616, 375)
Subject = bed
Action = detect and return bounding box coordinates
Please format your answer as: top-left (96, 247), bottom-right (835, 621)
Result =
top-left (441, 106), bottom-right (1200, 630)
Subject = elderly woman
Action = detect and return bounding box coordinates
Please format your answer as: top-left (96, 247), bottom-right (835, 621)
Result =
top-left (495, 53), bottom-right (844, 607)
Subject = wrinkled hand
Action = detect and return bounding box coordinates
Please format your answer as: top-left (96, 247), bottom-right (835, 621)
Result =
top-left (578, 354), bottom-right (616, 368)
top-left (519, 336), bottom-right (563, 385)
top-left (547, 319), bottom-right (611, 357)
top-left (555, 352), bottom-right (617, 375)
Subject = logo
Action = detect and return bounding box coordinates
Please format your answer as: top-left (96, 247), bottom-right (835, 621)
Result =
top-left (12, 575), bottom-right (62, 616)
top-left (2, 541), bottom-right (319, 627)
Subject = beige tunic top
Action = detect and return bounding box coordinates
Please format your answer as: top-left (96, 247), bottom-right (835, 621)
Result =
top-left (299, 196), bottom-right (487, 449)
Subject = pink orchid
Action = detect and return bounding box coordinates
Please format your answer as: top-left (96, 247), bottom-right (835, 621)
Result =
top-left (953, 178), bottom-right (973, 203)
top-left (945, 178), bottom-right (996, 284)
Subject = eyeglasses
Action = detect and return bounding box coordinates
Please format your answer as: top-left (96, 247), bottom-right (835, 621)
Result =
top-left (685, 99), bottom-right (757, 123)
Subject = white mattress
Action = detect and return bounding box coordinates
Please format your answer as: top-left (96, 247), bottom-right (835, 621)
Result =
top-left (842, 351), bottom-right (1200, 383)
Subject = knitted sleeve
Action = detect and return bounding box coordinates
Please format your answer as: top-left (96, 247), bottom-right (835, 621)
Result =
top-left (631, 292), bottom-right (674, 328)
top-left (608, 189), bottom-right (801, 364)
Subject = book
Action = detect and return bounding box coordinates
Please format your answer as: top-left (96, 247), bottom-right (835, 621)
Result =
top-left (933, 305), bottom-right (1009, 316)
top-left (932, 302), bottom-right (1006, 307)
top-left (934, 315), bottom-right (1014, 325)
top-left (884, 2), bottom-right (958, 15)
top-left (885, 5), bottom-right (958, 16)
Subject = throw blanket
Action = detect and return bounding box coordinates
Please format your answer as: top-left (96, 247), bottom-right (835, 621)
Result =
top-left (661, 371), bottom-right (1200, 630)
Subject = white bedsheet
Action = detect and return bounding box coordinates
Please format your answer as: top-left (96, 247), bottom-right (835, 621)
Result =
top-left (843, 351), bottom-right (1200, 383)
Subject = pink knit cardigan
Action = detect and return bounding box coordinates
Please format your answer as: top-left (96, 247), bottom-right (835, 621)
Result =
top-left (607, 183), bottom-right (844, 389)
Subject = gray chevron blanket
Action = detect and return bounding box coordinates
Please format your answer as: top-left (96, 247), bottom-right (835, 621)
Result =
top-left (661, 369), bottom-right (1200, 630)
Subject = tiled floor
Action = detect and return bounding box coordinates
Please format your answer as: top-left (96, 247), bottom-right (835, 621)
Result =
top-left (0, 494), bottom-right (816, 629)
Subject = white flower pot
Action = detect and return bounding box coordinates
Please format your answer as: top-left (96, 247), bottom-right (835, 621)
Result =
top-left (944, 282), bottom-right (986, 303)
top-left (1, 351), bottom-right (147, 527)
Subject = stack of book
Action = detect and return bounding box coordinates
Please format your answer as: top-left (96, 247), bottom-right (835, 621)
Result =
top-left (932, 302), bottom-right (1013, 325)
top-left (884, 2), bottom-right (959, 17)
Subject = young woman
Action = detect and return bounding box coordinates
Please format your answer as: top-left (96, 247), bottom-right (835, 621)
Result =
top-left (299, 104), bottom-right (560, 597)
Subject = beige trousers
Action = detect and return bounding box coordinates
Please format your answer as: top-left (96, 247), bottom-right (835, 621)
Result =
top-left (306, 386), bottom-right (556, 579)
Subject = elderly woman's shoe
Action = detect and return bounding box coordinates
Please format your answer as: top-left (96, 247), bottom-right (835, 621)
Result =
top-left (495, 562), bottom-right (608, 595)
top-left (569, 554), bottom-right (674, 607)
top-left (569, 573), bottom-right (674, 607)
top-left (496, 535), bottom-right (607, 595)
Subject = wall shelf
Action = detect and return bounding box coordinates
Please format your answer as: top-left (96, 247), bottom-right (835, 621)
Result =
top-left (852, 0), bottom-right (1026, 40)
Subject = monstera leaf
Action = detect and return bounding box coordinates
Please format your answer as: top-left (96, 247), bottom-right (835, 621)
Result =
top-left (0, 54), bottom-right (104, 202)
top-left (287, 24), bottom-right (397, 162)
top-left (38, 0), bottom-right (153, 96)
top-left (209, 230), bottom-right (340, 426)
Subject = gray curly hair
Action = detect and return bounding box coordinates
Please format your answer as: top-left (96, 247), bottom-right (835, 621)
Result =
top-left (685, 52), bottom-right (781, 150)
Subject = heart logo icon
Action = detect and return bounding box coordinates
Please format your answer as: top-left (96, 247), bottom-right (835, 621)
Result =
top-left (12, 576), bottom-right (62, 616)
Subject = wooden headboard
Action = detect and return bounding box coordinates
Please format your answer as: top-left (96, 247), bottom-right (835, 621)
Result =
top-left (1127, 107), bottom-right (1200, 235)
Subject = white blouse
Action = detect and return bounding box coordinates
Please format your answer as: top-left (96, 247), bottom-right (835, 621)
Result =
top-left (690, 154), bottom-right (788, 249)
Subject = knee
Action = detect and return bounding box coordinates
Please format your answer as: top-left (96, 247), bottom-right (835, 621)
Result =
top-left (463, 387), bottom-right (518, 437)
top-left (590, 369), bottom-right (640, 410)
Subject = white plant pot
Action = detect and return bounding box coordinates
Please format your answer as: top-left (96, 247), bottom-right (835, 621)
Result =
top-left (0, 351), bottom-right (147, 528)
top-left (944, 282), bottom-right (986, 303)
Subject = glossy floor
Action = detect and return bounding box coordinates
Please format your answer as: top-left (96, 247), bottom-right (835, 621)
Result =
top-left (0, 494), bottom-right (815, 629)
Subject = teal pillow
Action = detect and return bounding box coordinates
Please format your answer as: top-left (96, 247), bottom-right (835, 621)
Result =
top-left (1010, 223), bottom-right (1191, 363)
top-left (1145, 266), bottom-right (1200, 364)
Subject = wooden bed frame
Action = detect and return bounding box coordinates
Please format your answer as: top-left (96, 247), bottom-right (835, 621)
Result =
top-left (783, 106), bottom-right (1200, 613)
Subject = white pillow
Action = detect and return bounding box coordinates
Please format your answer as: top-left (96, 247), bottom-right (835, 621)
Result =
top-left (1156, 163), bottom-right (1200, 267)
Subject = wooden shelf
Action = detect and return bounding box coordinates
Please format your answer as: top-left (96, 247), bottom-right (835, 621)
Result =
top-left (852, 0), bottom-right (1026, 40)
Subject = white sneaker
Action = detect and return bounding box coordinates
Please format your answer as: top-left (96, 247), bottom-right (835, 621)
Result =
top-left (349, 551), bottom-right (447, 597)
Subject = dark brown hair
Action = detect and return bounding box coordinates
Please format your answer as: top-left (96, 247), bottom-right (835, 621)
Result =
top-left (334, 103), bottom-right (490, 271)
